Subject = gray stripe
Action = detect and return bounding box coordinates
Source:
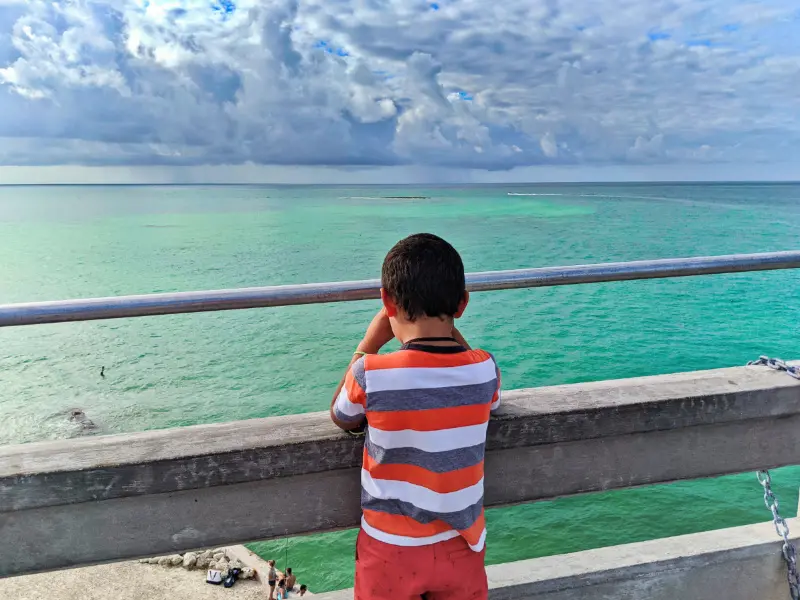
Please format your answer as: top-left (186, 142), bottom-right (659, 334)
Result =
top-left (361, 489), bottom-right (483, 532)
top-left (490, 354), bottom-right (501, 392)
top-left (352, 357), bottom-right (367, 391)
top-left (488, 353), bottom-right (500, 382)
top-left (365, 435), bottom-right (484, 473)
top-left (334, 407), bottom-right (364, 424)
top-left (367, 379), bottom-right (498, 412)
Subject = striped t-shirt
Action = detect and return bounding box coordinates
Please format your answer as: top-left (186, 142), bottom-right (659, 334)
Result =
top-left (333, 340), bottom-right (501, 552)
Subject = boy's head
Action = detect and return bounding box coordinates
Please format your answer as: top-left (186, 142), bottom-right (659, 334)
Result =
top-left (381, 233), bottom-right (467, 324)
top-left (286, 568), bottom-right (292, 575)
top-left (300, 584), bottom-right (308, 595)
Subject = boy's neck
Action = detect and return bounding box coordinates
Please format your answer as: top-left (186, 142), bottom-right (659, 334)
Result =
top-left (394, 316), bottom-right (456, 344)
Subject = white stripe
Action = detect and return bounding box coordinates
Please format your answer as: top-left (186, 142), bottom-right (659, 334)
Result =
top-left (367, 421), bottom-right (488, 452)
top-left (334, 387), bottom-right (364, 417)
top-left (361, 469), bottom-right (484, 513)
top-left (365, 358), bottom-right (497, 393)
top-left (361, 516), bottom-right (459, 547)
top-left (468, 527), bottom-right (487, 552)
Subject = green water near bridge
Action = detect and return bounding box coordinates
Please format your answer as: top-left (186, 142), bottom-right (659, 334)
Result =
top-left (1, 182), bottom-right (799, 591)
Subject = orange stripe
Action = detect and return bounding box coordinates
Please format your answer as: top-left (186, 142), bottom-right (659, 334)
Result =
top-left (362, 509), bottom-right (454, 538)
top-left (366, 349), bottom-right (491, 370)
top-left (363, 451), bottom-right (484, 493)
top-left (366, 403), bottom-right (490, 432)
top-left (460, 510), bottom-right (486, 546)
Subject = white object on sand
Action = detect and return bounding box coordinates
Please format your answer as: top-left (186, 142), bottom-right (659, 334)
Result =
top-left (206, 569), bottom-right (222, 584)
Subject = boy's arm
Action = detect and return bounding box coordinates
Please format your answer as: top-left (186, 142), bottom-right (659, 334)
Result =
top-left (330, 355), bottom-right (366, 430)
top-left (490, 355), bottom-right (502, 412)
top-left (330, 309), bottom-right (394, 431)
top-left (453, 326), bottom-right (501, 411)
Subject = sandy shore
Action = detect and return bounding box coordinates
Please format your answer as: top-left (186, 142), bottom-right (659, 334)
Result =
top-left (0, 560), bottom-right (266, 600)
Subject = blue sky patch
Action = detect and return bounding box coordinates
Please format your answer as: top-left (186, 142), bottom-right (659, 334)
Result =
top-left (647, 31), bottom-right (671, 41)
top-left (211, 1), bottom-right (236, 18)
top-left (687, 39), bottom-right (713, 47)
top-left (430, 3), bottom-right (440, 10)
top-left (722, 23), bottom-right (740, 32)
top-left (458, 91), bottom-right (473, 101)
top-left (315, 40), bottom-right (349, 57)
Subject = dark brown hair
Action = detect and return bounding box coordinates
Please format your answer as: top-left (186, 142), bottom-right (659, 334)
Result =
top-left (381, 233), bottom-right (465, 320)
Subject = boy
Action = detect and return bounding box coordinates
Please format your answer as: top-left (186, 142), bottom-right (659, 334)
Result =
top-left (285, 567), bottom-right (296, 591)
top-left (330, 233), bottom-right (501, 600)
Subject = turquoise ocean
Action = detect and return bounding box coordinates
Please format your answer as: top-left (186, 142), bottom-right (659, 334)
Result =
top-left (1, 183), bottom-right (799, 592)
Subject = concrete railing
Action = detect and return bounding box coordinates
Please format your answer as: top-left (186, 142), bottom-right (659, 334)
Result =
top-left (2, 363), bottom-right (799, 579)
top-left (315, 518), bottom-right (800, 600)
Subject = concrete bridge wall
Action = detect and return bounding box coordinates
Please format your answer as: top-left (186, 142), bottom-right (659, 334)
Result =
top-left (1, 364), bottom-right (799, 579)
top-left (316, 518), bottom-right (800, 600)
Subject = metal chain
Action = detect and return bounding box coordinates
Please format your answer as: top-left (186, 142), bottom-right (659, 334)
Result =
top-left (757, 470), bottom-right (800, 599)
top-left (748, 356), bottom-right (800, 380)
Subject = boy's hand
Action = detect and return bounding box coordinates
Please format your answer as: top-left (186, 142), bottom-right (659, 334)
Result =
top-left (358, 308), bottom-right (394, 354)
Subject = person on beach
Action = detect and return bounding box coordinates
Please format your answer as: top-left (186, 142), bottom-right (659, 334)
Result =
top-left (267, 560), bottom-right (278, 600)
top-left (299, 584), bottom-right (308, 596)
top-left (330, 233), bottom-right (501, 600)
top-left (277, 579), bottom-right (288, 599)
top-left (285, 567), bottom-right (296, 590)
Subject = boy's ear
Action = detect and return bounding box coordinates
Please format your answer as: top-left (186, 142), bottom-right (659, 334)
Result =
top-left (454, 291), bottom-right (469, 318)
top-left (380, 288), bottom-right (398, 317)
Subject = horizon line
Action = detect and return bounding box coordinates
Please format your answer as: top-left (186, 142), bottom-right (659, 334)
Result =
top-left (2, 180), bottom-right (800, 187)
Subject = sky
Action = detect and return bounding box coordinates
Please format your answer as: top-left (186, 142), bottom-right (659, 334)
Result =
top-left (0, 0), bottom-right (799, 183)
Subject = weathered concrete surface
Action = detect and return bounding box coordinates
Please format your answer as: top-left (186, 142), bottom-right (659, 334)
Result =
top-left (314, 518), bottom-right (799, 600)
top-left (1, 470), bottom-right (362, 576)
top-left (2, 364), bottom-right (799, 576)
top-left (5, 364), bottom-right (799, 510)
top-left (0, 559), bottom-right (265, 600)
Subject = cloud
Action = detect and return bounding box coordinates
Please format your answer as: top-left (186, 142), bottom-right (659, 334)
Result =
top-left (0, 0), bottom-right (799, 170)
top-left (540, 132), bottom-right (558, 158)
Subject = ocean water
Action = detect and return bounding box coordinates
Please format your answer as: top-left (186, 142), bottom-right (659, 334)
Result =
top-left (1, 183), bottom-right (800, 592)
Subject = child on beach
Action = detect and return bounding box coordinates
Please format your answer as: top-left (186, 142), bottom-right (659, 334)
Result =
top-left (267, 560), bottom-right (277, 600)
top-left (330, 233), bottom-right (501, 600)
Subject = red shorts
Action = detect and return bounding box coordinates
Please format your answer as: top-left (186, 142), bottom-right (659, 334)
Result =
top-left (354, 530), bottom-right (488, 600)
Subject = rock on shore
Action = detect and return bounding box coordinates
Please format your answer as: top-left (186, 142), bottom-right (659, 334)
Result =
top-left (138, 549), bottom-right (254, 580)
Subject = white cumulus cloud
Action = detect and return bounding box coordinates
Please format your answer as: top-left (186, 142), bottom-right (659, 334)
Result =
top-left (0, 0), bottom-right (798, 169)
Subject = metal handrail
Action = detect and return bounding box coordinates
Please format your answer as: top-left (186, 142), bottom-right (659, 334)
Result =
top-left (2, 250), bottom-right (800, 327)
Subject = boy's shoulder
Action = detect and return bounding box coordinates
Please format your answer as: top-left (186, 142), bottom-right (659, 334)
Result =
top-left (363, 347), bottom-right (497, 371)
